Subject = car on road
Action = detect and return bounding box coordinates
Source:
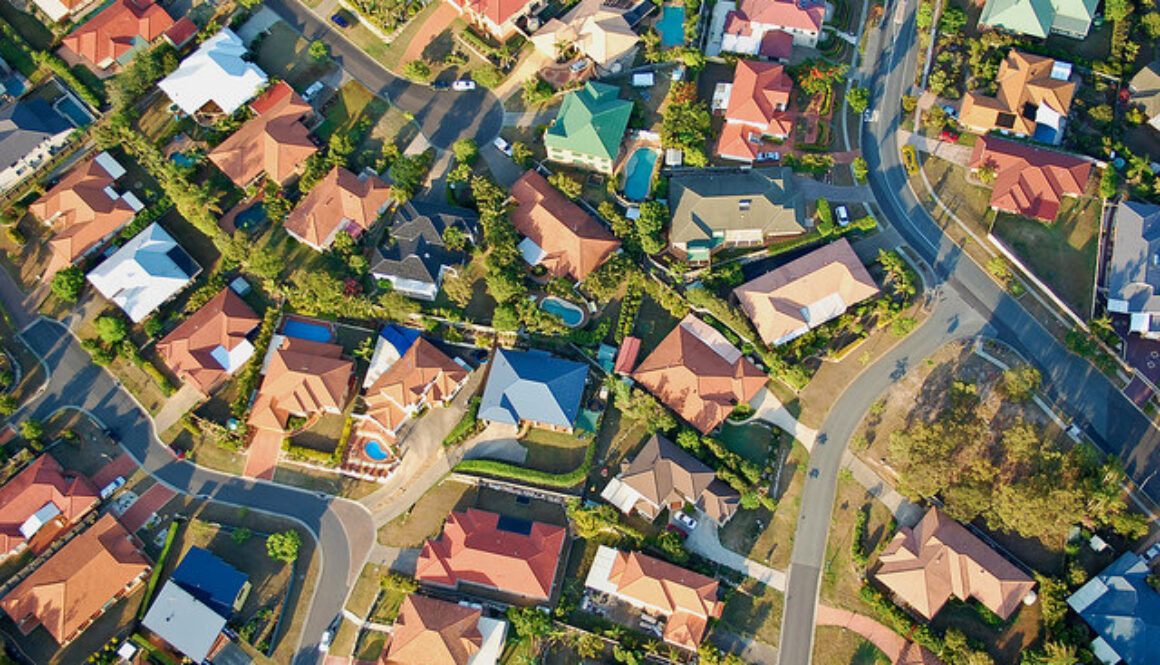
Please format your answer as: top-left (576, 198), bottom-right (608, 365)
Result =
top-left (836, 205), bottom-right (850, 226)
top-left (452, 79), bottom-right (476, 91)
top-left (493, 136), bottom-right (512, 156)
top-left (674, 512), bottom-right (698, 532)
top-left (330, 12), bottom-right (350, 27)
top-left (432, 80), bottom-right (450, 90)
top-left (318, 628), bottom-right (333, 653)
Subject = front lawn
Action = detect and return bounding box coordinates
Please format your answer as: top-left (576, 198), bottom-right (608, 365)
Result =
top-left (919, 155), bottom-right (993, 236)
top-left (377, 478), bottom-right (478, 547)
top-left (316, 80), bottom-right (389, 142)
top-left (717, 441), bottom-right (808, 570)
top-left (812, 627), bottom-right (889, 665)
top-left (714, 578), bottom-right (784, 647)
top-left (254, 21), bottom-right (337, 92)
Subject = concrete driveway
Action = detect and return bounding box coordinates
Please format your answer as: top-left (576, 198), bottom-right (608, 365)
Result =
top-left (685, 517), bottom-right (786, 591)
top-left (749, 388), bottom-right (818, 449)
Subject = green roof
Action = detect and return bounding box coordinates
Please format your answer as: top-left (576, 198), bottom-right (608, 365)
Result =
top-left (543, 82), bottom-right (632, 161)
top-left (978, 0), bottom-right (1053, 38)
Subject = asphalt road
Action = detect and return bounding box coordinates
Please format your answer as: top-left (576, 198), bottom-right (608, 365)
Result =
top-left (17, 318), bottom-right (375, 665)
top-left (265, 0), bottom-right (505, 150)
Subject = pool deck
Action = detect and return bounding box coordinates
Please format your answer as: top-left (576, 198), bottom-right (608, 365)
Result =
top-left (219, 191), bottom-right (267, 234)
top-left (614, 135), bottom-right (663, 202)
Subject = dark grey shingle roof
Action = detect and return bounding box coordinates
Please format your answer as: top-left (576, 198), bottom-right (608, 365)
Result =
top-left (370, 203), bottom-right (476, 285)
top-left (0, 98), bottom-right (71, 170)
top-left (1108, 201), bottom-right (1160, 313)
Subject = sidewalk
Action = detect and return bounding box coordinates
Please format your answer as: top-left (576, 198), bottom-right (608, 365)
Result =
top-left (841, 452), bottom-right (924, 528)
top-left (897, 128), bottom-right (972, 166)
top-left (749, 388), bottom-right (818, 450)
top-left (815, 605), bottom-right (906, 661)
top-left (152, 383), bottom-right (203, 434)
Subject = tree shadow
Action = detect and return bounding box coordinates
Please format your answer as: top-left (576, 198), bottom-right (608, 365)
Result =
top-left (422, 29), bottom-right (456, 63)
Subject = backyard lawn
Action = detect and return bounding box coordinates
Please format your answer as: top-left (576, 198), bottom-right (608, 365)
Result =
top-left (254, 22), bottom-right (336, 92)
top-left (631, 295), bottom-right (680, 358)
top-left (520, 427), bottom-right (591, 473)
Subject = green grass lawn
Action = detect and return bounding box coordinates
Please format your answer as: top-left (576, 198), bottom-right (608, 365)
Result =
top-left (254, 22), bottom-right (336, 92)
top-left (715, 579), bottom-right (784, 647)
top-left (345, 563), bottom-right (383, 618)
top-left (520, 427), bottom-right (591, 473)
top-left (369, 587), bottom-right (408, 623)
top-left (377, 478), bottom-right (477, 547)
top-left (316, 80), bottom-right (389, 142)
top-left (632, 295), bottom-right (679, 358)
top-left (0, 2), bottom-right (53, 50)
top-left (718, 422), bottom-right (778, 465)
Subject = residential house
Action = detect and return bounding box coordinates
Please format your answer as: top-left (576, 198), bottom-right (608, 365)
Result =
top-left (168, 546), bottom-right (251, 617)
top-left (584, 546), bottom-right (723, 650)
top-left (601, 434), bottom-right (740, 525)
top-left (544, 82), bottom-right (632, 174)
top-left (141, 582), bottom-right (231, 663)
top-left (284, 166), bottom-right (393, 251)
top-left (0, 513), bottom-right (150, 645)
top-left (0, 55), bottom-right (29, 101)
top-left (967, 136), bottom-right (1091, 223)
top-left (510, 170), bottom-right (620, 281)
top-left (86, 222), bottom-right (200, 322)
top-left (874, 507), bottom-right (1036, 621)
top-left (733, 237), bottom-right (879, 346)
top-left (0, 454), bottom-right (99, 561)
top-left (668, 168), bottom-right (805, 262)
top-left (61, 0), bottom-right (174, 72)
top-left (208, 81), bottom-right (318, 188)
top-left (156, 288), bottom-right (261, 396)
top-left (247, 334), bottom-right (354, 435)
top-left (384, 595), bottom-right (508, 665)
top-left (718, 0), bottom-right (825, 55)
top-left (362, 324), bottom-right (422, 388)
top-left (978, 0), bottom-right (1098, 39)
top-left (1107, 201), bottom-right (1160, 338)
top-left (1128, 61), bottom-right (1160, 133)
top-left (716, 60), bottom-right (795, 163)
top-left (1067, 552), bottom-right (1160, 665)
top-left (530, 0), bottom-right (639, 72)
top-left (446, 0), bottom-right (540, 40)
top-left (29, 151), bottom-right (143, 276)
top-left (158, 29), bottom-right (268, 119)
top-left (0, 98), bottom-right (74, 193)
top-left (958, 50), bottom-right (1076, 144)
top-left (370, 202), bottom-right (477, 301)
top-left (162, 16), bottom-right (198, 50)
top-left (31, 0), bottom-right (102, 23)
top-left (632, 314), bottom-right (767, 434)
top-left (415, 508), bottom-right (566, 602)
top-left (355, 337), bottom-right (469, 445)
top-left (478, 347), bottom-right (588, 433)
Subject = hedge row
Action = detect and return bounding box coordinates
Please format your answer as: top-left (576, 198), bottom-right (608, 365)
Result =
top-left (615, 281), bottom-right (643, 343)
top-left (443, 396), bottom-right (482, 447)
top-left (455, 432), bottom-right (596, 488)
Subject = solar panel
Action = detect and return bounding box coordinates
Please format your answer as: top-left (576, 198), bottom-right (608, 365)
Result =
top-left (166, 245), bottom-right (199, 279)
top-left (496, 515), bottom-right (533, 535)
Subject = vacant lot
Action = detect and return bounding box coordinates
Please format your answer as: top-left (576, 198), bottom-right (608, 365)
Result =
top-left (819, 473), bottom-right (894, 616)
top-left (378, 478), bottom-right (477, 547)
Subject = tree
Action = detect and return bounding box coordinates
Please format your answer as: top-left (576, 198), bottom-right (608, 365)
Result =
top-left (846, 86), bottom-right (870, 113)
top-left (1089, 104), bottom-right (1114, 124)
top-left (1104, 0), bottom-right (1130, 22)
top-left (916, 0), bottom-right (934, 28)
top-left (511, 141), bottom-right (533, 168)
top-left (793, 60), bottom-right (848, 96)
top-left (451, 138), bottom-right (478, 165)
top-left (506, 607), bottom-right (553, 639)
top-left (611, 381), bottom-right (676, 433)
top-left (308, 39), bottom-right (329, 61)
top-left (51, 266), bottom-right (85, 302)
top-left (901, 95), bottom-right (919, 113)
top-left (635, 201), bottom-right (668, 254)
top-left (401, 60), bottom-right (431, 81)
top-left (548, 172), bottom-right (582, 200)
top-left (1143, 11), bottom-right (1160, 37)
top-left (939, 5), bottom-right (967, 31)
top-left (976, 164), bottom-right (997, 184)
top-left (266, 530), bottom-right (302, 562)
top-left (0, 395), bottom-right (16, 417)
top-left (1099, 168), bottom-right (1119, 199)
top-left (1033, 641), bottom-right (1077, 665)
top-left (20, 419), bottom-right (43, 441)
top-left (231, 527), bottom-right (252, 545)
top-left (999, 364), bottom-right (1041, 402)
top-left (851, 157), bottom-right (869, 183)
top-left (96, 316), bottom-right (129, 345)
top-left (521, 76), bottom-right (554, 105)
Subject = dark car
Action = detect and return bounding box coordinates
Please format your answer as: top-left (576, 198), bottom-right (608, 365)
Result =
top-left (431, 80), bottom-right (450, 90)
top-left (330, 12), bottom-right (350, 27)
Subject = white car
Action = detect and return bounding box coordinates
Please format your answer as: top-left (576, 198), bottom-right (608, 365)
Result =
top-left (836, 205), bottom-right (850, 226)
top-left (302, 81), bottom-right (325, 102)
top-left (675, 512), bottom-right (698, 532)
top-left (99, 476), bottom-right (126, 500)
top-left (452, 79), bottom-right (476, 91)
top-left (570, 59), bottom-right (590, 73)
top-left (493, 136), bottom-right (513, 157)
top-left (318, 629), bottom-right (333, 653)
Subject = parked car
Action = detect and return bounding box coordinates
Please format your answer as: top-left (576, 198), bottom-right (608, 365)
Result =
top-left (452, 79), bottom-right (476, 91)
top-left (941, 104), bottom-right (957, 117)
top-left (675, 512), bottom-right (698, 532)
top-left (330, 12), bottom-right (349, 27)
top-left (836, 205), bottom-right (850, 226)
top-left (432, 80), bottom-right (450, 90)
top-left (939, 130), bottom-right (958, 143)
top-left (493, 136), bottom-right (513, 156)
top-left (302, 81), bottom-right (326, 102)
top-left (756, 151), bottom-right (780, 162)
top-left (99, 476), bottom-right (126, 500)
top-left (570, 59), bottom-right (590, 73)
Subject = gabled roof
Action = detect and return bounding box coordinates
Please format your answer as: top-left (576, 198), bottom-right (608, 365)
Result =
top-left (733, 0), bottom-right (824, 32)
top-left (30, 153), bottom-right (137, 276)
top-left (510, 170), bottom-right (620, 281)
top-left (0, 513), bottom-right (149, 644)
top-left (415, 508), bottom-right (566, 600)
top-left (544, 82), bottom-right (632, 161)
top-left (714, 122), bottom-right (788, 162)
top-left (668, 168), bottom-right (805, 246)
top-left (86, 222), bottom-right (200, 322)
top-left (759, 29), bottom-right (794, 60)
top-left (386, 595), bottom-right (483, 665)
top-left (363, 337), bottom-right (469, 436)
top-left (1107, 201), bottom-right (1160, 315)
top-left (370, 202), bottom-right (475, 287)
top-left (1129, 61), bottom-right (1160, 119)
top-left (208, 81), bottom-right (317, 187)
top-left (141, 581), bottom-right (227, 663)
top-left (1067, 552), bottom-right (1160, 665)
top-left (158, 29), bottom-right (268, 116)
top-left (169, 546), bottom-right (249, 618)
top-left (0, 455), bottom-right (98, 557)
top-left (530, 0), bottom-right (639, 66)
top-left (62, 0), bottom-right (174, 68)
top-left (874, 507), bottom-right (1035, 621)
top-left (602, 548), bottom-right (722, 650)
top-left (733, 238), bottom-right (879, 346)
top-left (0, 98), bottom-right (72, 172)
top-left (284, 166), bottom-right (393, 250)
top-left (959, 51), bottom-right (1076, 136)
top-left (611, 434), bottom-right (740, 523)
top-left (632, 315), bottom-right (767, 434)
top-left (978, 0), bottom-right (1053, 37)
top-left (967, 136), bottom-right (1091, 222)
top-left (452, 0), bottom-right (536, 28)
top-left (247, 336), bottom-right (353, 432)
top-left (156, 288), bottom-right (260, 395)
top-left (725, 60), bottom-right (794, 129)
top-left (478, 347), bottom-right (588, 429)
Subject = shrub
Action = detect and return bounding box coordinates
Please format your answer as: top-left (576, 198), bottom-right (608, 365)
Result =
top-left (400, 60), bottom-right (431, 81)
top-left (51, 266), bottom-right (85, 302)
top-left (548, 172), bottom-right (582, 200)
top-left (95, 316), bottom-right (128, 345)
top-left (455, 439), bottom-right (595, 488)
top-left (443, 396), bottom-right (482, 446)
top-left (851, 157), bottom-right (869, 183)
top-left (266, 529), bottom-right (302, 562)
top-left (471, 66), bottom-right (503, 88)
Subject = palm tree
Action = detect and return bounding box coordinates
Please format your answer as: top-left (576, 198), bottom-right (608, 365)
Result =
top-left (1035, 640), bottom-right (1077, 665)
top-left (1126, 153), bottom-right (1151, 182)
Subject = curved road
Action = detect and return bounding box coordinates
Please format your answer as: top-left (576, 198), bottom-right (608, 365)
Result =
top-left (17, 318), bottom-right (374, 665)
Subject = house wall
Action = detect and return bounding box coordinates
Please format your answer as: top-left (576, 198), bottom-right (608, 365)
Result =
top-left (0, 128), bottom-right (75, 194)
top-left (521, 418), bottom-right (574, 434)
top-left (546, 146), bottom-right (614, 174)
top-left (376, 274), bottom-right (439, 301)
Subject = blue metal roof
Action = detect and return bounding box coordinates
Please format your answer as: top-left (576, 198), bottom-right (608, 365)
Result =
top-left (478, 348), bottom-right (588, 429)
top-left (1068, 552), bottom-right (1160, 665)
top-left (380, 324), bottom-right (420, 356)
top-left (170, 546), bottom-right (249, 618)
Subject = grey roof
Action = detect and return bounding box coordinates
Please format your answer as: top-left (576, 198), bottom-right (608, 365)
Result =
top-left (619, 434), bottom-right (740, 523)
top-left (142, 580), bottom-right (228, 663)
top-left (0, 98), bottom-right (71, 170)
top-left (668, 168), bottom-right (806, 246)
top-left (1067, 552), bottom-right (1160, 665)
top-left (479, 348), bottom-right (588, 429)
top-left (370, 202), bottom-right (476, 285)
top-left (1130, 61), bottom-right (1160, 118)
top-left (1108, 201), bottom-right (1160, 313)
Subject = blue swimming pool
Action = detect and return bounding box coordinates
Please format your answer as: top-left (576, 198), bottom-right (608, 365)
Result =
top-left (282, 319), bottom-right (333, 343)
top-left (233, 203), bottom-right (267, 231)
top-left (658, 5), bottom-right (686, 47)
top-left (170, 152), bottom-right (197, 168)
top-left (364, 440), bottom-right (390, 461)
top-left (55, 96), bottom-right (93, 127)
top-left (541, 297), bottom-right (585, 327)
top-left (623, 148), bottom-right (659, 201)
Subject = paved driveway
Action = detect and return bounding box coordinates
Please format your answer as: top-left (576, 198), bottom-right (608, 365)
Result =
top-left (686, 518), bottom-right (786, 591)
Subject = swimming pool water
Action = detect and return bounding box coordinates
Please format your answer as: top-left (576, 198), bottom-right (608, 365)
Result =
top-left (623, 148), bottom-right (659, 201)
top-left (55, 97), bottom-right (92, 127)
top-left (233, 203), bottom-right (267, 231)
top-left (365, 440), bottom-right (390, 461)
top-left (282, 319), bottom-right (333, 343)
top-left (170, 152), bottom-right (196, 168)
top-left (540, 297), bottom-right (585, 327)
top-left (658, 5), bottom-right (686, 47)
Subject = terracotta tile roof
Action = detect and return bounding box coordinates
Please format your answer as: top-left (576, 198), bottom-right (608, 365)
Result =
top-left (385, 595), bottom-right (482, 665)
top-left (163, 16), bottom-right (197, 47)
top-left (247, 336), bottom-right (354, 433)
top-left (725, 60), bottom-right (793, 130)
top-left (632, 315), bottom-right (767, 434)
top-left (156, 288), bottom-right (260, 395)
top-left (208, 81), bottom-right (318, 187)
top-left (61, 0), bottom-right (173, 68)
top-left (613, 336), bottom-right (640, 374)
top-left (29, 156), bottom-right (136, 276)
top-left (0, 513), bottom-right (149, 644)
top-left (615, 434), bottom-right (740, 523)
top-left (451, 0), bottom-right (535, 29)
top-left (759, 29), bottom-right (794, 60)
top-left (0, 455), bottom-right (98, 558)
top-left (968, 136), bottom-right (1091, 222)
top-left (733, 238), bottom-right (879, 346)
top-left (875, 507), bottom-right (1036, 621)
top-left (959, 51), bottom-right (1076, 136)
top-left (714, 122), bottom-right (790, 162)
top-left (362, 337), bottom-right (468, 438)
top-left (284, 166), bottom-right (393, 250)
top-left (510, 170), bottom-right (620, 280)
top-left (606, 549), bottom-right (722, 650)
top-left (895, 642), bottom-right (946, 665)
top-left (415, 508), bottom-right (566, 600)
top-left (733, 0), bottom-right (824, 32)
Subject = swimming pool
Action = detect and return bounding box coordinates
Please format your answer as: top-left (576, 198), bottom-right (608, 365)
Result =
top-left (541, 297), bottom-right (585, 327)
top-left (170, 152), bottom-right (197, 168)
top-left (364, 440), bottom-right (390, 461)
top-left (658, 5), bottom-right (686, 47)
top-left (54, 96), bottom-right (93, 127)
top-left (623, 148), bottom-right (659, 201)
top-left (282, 318), bottom-right (333, 343)
top-left (233, 203), bottom-right (267, 231)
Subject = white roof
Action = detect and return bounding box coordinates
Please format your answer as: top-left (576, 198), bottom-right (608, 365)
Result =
top-left (600, 477), bottom-right (645, 515)
top-left (468, 616), bottom-right (508, 665)
top-left (19, 502), bottom-right (61, 539)
top-left (680, 315), bottom-right (742, 363)
top-left (141, 581), bottom-right (227, 663)
top-left (159, 29), bottom-right (268, 116)
top-left (210, 339), bottom-right (255, 374)
top-left (122, 191), bottom-right (145, 212)
top-left (518, 237), bottom-right (547, 266)
top-left (585, 544), bottom-right (622, 594)
top-left (800, 292), bottom-right (847, 326)
top-left (632, 73), bottom-right (655, 87)
top-left (86, 223), bottom-right (199, 322)
top-left (94, 151), bottom-right (126, 179)
top-left (362, 333), bottom-right (404, 388)
top-left (1091, 636), bottom-right (1121, 665)
top-left (116, 642), bottom-right (138, 660)
top-left (1050, 61), bottom-right (1073, 81)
